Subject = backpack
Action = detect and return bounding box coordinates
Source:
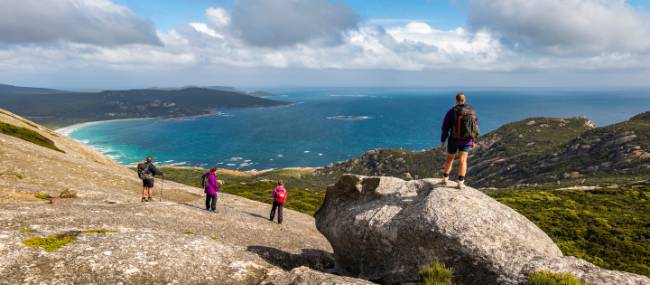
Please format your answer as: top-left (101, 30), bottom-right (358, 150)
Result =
top-left (201, 173), bottom-right (209, 188)
top-left (137, 162), bottom-right (153, 180)
top-left (451, 104), bottom-right (479, 140)
top-left (275, 188), bottom-right (287, 204)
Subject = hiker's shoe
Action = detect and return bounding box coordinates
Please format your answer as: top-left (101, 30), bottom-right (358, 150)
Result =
top-left (457, 181), bottom-right (465, 190)
top-left (438, 178), bottom-right (449, 185)
top-left (141, 197), bottom-right (147, 202)
top-left (147, 197), bottom-right (153, 202)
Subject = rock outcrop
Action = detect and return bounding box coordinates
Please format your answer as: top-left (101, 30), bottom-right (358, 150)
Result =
top-left (315, 175), bottom-right (650, 285)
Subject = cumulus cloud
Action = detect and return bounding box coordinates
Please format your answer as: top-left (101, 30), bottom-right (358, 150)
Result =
top-left (469, 0), bottom-right (650, 54)
top-left (229, 0), bottom-right (359, 47)
top-left (0, 0), bottom-right (161, 46)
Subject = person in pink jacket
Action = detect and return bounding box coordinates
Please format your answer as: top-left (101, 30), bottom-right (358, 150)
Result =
top-left (269, 180), bottom-right (287, 224)
top-left (204, 168), bottom-right (221, 212)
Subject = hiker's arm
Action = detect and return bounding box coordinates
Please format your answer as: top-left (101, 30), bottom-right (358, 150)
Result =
top-left (440, 109), bottom-right (452, 149)
top-left (151, 164), bottom-right (163, 176)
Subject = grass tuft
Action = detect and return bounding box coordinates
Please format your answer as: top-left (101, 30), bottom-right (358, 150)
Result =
top-left (528, 271), bottom-right (589, 285)
top-left (34, 193), bottom-right (51, 199)
top-left (22, 234), bottom-right (76, 252)
top-left (419, 261), bottom-right (453, 285)
top-left (20, 228), bottom-right (35, 233)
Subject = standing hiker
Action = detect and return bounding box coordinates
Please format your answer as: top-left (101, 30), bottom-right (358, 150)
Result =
top-left (439, 93), bottom-right (479, 190)
top-left (137, 156), bottom-right (163, 202)
top-left (202, 168), bottom-right (221, 212)
top-left (269, 180), bottom-right (287, 224)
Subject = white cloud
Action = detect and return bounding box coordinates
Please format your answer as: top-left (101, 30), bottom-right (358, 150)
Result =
top-left (229, 0), bottom-right (359, 47)
top-left (206, 8), bottom-right (231, 29)
top-left (0, 0), bottom-right (161, 46)
top-left (469, 0), bottom-right (650, 54)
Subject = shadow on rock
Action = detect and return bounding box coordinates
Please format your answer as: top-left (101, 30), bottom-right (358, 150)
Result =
top-left (247, 246), bottom-right (335, 271)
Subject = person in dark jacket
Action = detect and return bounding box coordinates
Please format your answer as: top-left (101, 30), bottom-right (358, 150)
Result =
top-left (269, 180), bottom-right (287, 224)
top-left (138, 156), bottom-right (163, 202)
top-left (439, 93), bottom-right (479, 190)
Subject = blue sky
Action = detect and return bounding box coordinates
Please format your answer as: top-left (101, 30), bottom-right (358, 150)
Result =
top-left (2, 0), bottom-right (650, 89)
top-left (114, 0), bottom-right (468, 30)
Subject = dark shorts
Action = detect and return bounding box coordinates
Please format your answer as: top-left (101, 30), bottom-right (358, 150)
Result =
top-left (447, 143), bottom-right (473, 154)
top-left (143, 179), bottom-right (154, 188)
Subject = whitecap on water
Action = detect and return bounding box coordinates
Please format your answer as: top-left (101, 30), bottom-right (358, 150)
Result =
top-left (326, 115), bottom-right (371, 121)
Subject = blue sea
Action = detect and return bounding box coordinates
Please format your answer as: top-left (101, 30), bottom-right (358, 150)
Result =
top-left (63, 87), bottom-right (650, 170)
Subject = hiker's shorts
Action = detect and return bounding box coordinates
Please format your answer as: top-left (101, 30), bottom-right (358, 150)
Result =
top-left (447, 143), bottom-right (472, 154)
top-left (143, 179), bottom-right (154, 188)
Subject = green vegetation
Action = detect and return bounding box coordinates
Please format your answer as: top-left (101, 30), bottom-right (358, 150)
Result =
top-left (162, 167), bottom-right (332, 215)
top-left (486, 187), bottom-right (650, 277)
top-left (22, 234), bottom-right (76, 252)
top-left (419, 261), bottom-right (453, 285)
top-left (528, 271), bottom-right (589, 285)
top-left (183, 230), bottom-right (194, 235)
top-left (80, 229), bottom-right (115, 234)
top-left (0, 121), bottom-right (63, 152)
top-left (20, 228), bottom-right (35, 233)
top-left (34, 193), bottom-right (51, 199)
top-left (0, 87), bottom-right (288, 126)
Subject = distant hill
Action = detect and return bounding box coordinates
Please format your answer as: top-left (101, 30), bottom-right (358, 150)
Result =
top-left (0, 85), bottom-right (289, 127)
top-left (319, 113), bottom-right (650, 188)
top-left (0, 84), bottom-right (64, 95)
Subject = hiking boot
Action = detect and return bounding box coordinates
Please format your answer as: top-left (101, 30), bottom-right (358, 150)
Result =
top-left (438, 177), bottom-right (449, 185)
top-left (147, 197), bottom-right (153, 202)
top-left (457, 181), bottom-right (465, 190)
top-left (141, 197), bottom-right (147, 202)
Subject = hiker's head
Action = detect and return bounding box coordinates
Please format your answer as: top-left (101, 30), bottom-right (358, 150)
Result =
top-left (277, 180), bottom-right (284, 186)
top-left (210, 168), bottom-right (217, 173)
top-left (456, 93), bottom-right (466, 105)
top-left (146, 156), bottom-right (153, 163)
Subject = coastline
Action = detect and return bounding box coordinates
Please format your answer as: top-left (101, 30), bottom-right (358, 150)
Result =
top-left (55, 118), bottom-right (151, 136)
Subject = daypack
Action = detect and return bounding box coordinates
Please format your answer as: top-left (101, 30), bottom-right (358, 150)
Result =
top-left (201, 173), bottom-right (209, 188)
top-left (275, 188), bottom-right (287, 204)
top-left (450, 104), bottom-right (479, 140)
top-left (137, 162), bottom-right (153, 180)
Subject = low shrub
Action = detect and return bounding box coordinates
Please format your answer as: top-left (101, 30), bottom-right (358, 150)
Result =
top-left (419, 261), bottom-right (453, 285)
top-left (528, 271), bottom-right (588, 285)
top-left (0, 121), bottom-right (63, 153)
top-left (22, 234), bottom-right (76, 252)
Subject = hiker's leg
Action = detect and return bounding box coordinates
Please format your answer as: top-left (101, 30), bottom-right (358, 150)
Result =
top-left (210, 195), bottom-right (217, 211)
top-left (278, 203), bottom-right (283, 224)
top-left (270, 202), bottom-right (277, 220)
top-left (443, 153), bottom-right (456, 176)
top-left (458, 151), bottom-right (469, 177)
top-left (205, 195), bottom-right (210, 210)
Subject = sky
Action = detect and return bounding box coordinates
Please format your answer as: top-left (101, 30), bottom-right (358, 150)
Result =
top-left (1, 0), bottom-right (650, 89)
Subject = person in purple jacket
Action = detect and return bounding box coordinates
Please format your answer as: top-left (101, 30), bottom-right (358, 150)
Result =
top-left (439, 93), bottom-right (479, 189)
top-left (203, 168), bottom-right (221, 212)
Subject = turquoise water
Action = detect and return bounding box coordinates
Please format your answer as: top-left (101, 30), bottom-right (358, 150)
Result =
top-left (67, 87), bottom-right (650, 170)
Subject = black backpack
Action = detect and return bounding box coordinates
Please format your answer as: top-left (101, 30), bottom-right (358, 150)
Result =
top-left (451, 104), bottom-right (479, 140)
top-left (201, 172), bottom-right (209, 188)
top-left (137, 162), bottom-right (153, 179)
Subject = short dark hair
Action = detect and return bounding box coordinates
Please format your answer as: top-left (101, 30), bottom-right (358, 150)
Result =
top-left (146, 156), bottom-right (153, 162)
top-left (277, 180), bottom-right (284, 186)
top-left (456, 93), bottom-right (466, 103)
top-left (210, 168), bottom-right (217, 172)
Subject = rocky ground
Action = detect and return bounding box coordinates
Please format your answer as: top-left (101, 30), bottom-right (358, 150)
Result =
top-left (0, 109), bottom-right (363, 285)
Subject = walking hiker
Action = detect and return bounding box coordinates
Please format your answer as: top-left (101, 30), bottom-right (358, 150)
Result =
top-left (439, 93), bottom-right (479, 190)
top-left (137, 156), bottom-right (163, 202)
top-left (202, 168), bottom-right (221, 212)
top-left (269, 180), bottom-right (287, 224)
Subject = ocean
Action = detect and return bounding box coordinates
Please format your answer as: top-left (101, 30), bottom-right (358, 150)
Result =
top-left (62, 87), bottom-right (650, 170)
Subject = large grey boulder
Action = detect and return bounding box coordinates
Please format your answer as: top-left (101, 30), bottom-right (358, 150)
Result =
top-left (314, 175), bottom-right (650, 285)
